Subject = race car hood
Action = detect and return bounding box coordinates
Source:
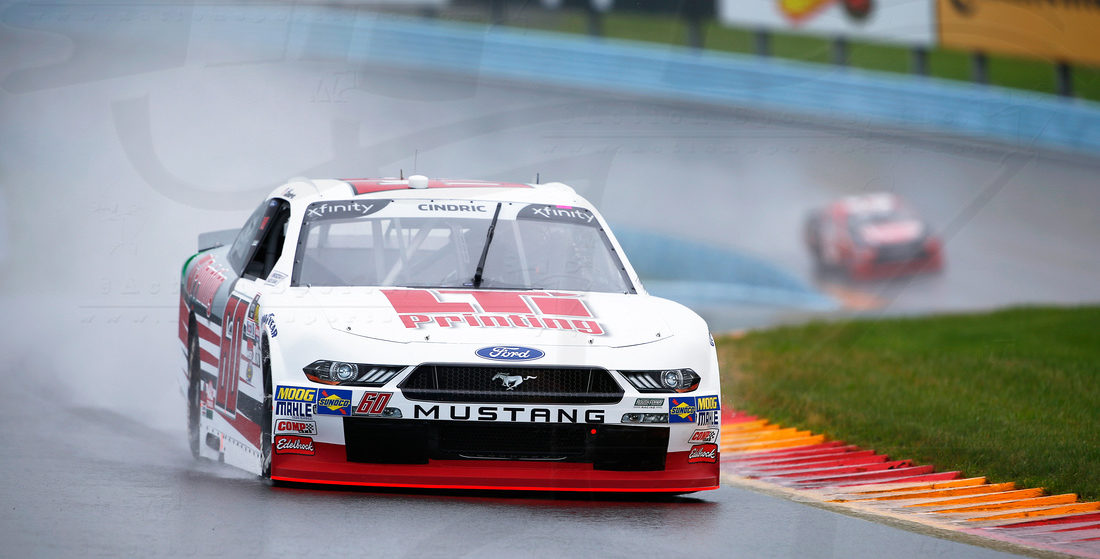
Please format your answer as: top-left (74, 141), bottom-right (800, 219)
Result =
top-left (857, 219), bottom-right (926, 245)
top-left (283, 287), bottom-right (678, 348)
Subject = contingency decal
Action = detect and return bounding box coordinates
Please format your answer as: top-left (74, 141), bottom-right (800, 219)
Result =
top-left (516, 204), bottom-right (598, 227)
top-left (264, 271), bottom-right (288, 286)
top-left (696, 395), bottom-right (721, 427)
top-left (669, 397), bottom-right (697, 424)
top-left (274, 385), bottom-right (316, 419)
top-left (303, 200), bottom-right (390, 221)
top-left (315, 389), bottom-right (353, 416)
top-left (274, 435), bottom-right (315, 456)
top-left (689, 429), bottom-right (719, 444)
top-left (384, 289), bottom-right (605, 336)
top-left (274, 419), bottom-right (317, 436)
top-left (688, 444), bottom-right (718, 464)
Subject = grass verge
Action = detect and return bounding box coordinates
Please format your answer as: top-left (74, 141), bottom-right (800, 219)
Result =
top-left (491, 8), bottom-right (1100, 102)
top-left (716, 306), bottom-right (1100, 501)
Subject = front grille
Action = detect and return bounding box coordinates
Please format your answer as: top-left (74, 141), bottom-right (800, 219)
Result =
top-left (344, 418), bottom-right (669, 470)
top-left (436, 422), bottom-right (587, 459)
top-left (875, 239), bottom-right (927, 263)
top-left (399, 364), bottom-right (624, 404)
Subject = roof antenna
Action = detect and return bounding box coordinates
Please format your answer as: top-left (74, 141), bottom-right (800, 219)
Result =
top-left (535, 172), bottom-right (540, 184)
top-left (399, 169), bottom-right (404, 180)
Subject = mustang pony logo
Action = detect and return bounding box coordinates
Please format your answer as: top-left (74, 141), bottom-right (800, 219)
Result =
top-left (492, 373), bottom-right (537, 390)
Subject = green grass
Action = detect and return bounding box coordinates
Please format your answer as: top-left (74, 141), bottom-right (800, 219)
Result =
top-left (927, 48), bottom-right (972, 82)
top-left (702, 21), bottom-right (754, 54)
top-left (1075, 66), bottom-right (1100, 100)
top-left (602, 12), bottom-right (688, 46)
top-left (716, 306), bottom-right (1100, 501)
top-left (989, 55), bottom-right (1058, 95)
top-left (848, 41), bottom-right (912, 73)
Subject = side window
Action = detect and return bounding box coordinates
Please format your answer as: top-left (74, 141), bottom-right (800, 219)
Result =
top-left (227, 200), bottom-right (278, 275)
top-left (243, 200), bottom-right (292, 280)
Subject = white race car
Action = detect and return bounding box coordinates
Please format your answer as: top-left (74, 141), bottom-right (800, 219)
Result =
top-left (178, 176), bottom-right (721, 493)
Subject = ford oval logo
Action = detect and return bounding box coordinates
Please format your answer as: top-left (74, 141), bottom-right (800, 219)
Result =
top-left (475, 346), bottom-right (545, 362)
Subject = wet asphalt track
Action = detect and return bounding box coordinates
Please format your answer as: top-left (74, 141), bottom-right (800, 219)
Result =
top-left (3, 2), bottom-right (1099, 557)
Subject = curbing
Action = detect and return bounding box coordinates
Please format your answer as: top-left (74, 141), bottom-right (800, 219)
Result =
top-left (720, 409), bottom-right (1100, 558)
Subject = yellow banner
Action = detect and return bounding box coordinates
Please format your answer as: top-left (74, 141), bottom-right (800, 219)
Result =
top-left (939, 0), bottom-right (1100, 66)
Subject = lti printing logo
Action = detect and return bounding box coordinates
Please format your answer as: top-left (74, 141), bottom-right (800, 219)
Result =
top-left (315, 389), bottom-right (353, 416)
top-left (696, 395), bottom-right (721, 427)
top-left (274, 435), bottom-right (315, 455)
top-left (475, 346), bottom-right (545, 362)
top-left (383, 289), bottom-right (605, 336)
top-left (669, 397), bottom-right (697, 423)
top-left (688, 443), bottom-right (719, 464)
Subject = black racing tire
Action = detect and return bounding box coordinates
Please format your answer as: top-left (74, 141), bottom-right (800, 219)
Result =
top-left (187, 331), bottom-right (202, 460)
top-left (260, 338), bottom-right (273, 480)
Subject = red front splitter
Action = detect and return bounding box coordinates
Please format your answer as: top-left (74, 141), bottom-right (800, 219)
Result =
top-left (272, 442), bottom-right (719, 493)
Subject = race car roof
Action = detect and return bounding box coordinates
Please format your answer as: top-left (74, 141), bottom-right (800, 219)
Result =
top-left (268, 177), bottom-right (587, 208)
top-left (345, 178), bottom-right (531, 195)
top-left (832, 192), bottom-right (901, 216)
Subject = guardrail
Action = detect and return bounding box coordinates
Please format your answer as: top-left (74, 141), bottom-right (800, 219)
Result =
top-left (336, 14), bottom-right (1100, 155)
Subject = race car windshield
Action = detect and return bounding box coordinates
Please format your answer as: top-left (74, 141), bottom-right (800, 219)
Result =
top-left (847, 209), bottom-right (926, 246)
top-left (293, 200), bottom-right (634, 293)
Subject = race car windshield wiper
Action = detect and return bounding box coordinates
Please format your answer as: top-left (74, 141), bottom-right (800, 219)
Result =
top-left (471, 202), bottom-right (502, 289)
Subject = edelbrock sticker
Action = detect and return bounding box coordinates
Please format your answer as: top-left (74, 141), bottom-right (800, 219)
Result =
top-left (688, 443), bottom-right (718, 464)
top-left (274, 435), bottom-right (315, 455)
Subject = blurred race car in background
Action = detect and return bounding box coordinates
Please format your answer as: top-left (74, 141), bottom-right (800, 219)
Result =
top-left (178, 175), bottom-right (721, 493)
top-left (804, 193), bottom-right (943, 281)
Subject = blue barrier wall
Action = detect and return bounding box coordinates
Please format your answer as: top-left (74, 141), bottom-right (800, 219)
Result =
top-left (614, 228), bottom-right (835, 310)
top-left (337, 15), bottom-right (1100, 155)
top-left (8, 2), bottom-right (1091, 153)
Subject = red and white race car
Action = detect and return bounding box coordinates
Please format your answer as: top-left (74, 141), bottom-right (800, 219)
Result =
top-left (804, 192), bottom-right (943, 281)
top-left (178, 176), bottom-right (721, 493)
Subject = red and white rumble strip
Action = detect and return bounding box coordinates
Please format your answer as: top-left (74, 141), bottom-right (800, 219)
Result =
top-left (719, 409), bottom-right (1100, 559)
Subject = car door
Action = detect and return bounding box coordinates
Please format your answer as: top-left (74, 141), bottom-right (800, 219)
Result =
top-left (216, 199), bottom-right (292, 446)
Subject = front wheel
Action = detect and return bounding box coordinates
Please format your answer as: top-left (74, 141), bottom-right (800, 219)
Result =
top-left (187, 333), bottom-right (202, 459)
top-left (260, 339), bottom-right (273, 479)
